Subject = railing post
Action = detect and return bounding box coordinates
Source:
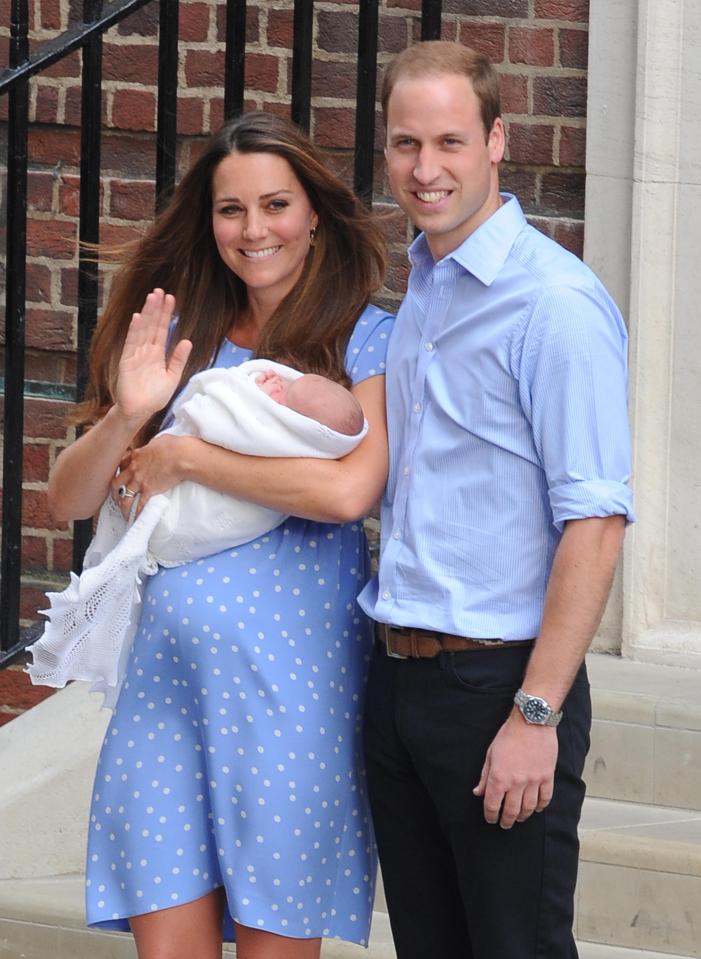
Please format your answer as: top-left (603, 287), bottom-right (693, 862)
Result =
top-left (353, 0), bottom-right (379, 205)
top-left (156, 0), bottom-right (180, 210)
top-left (0, 0), bottom-right (30, 663)
top-left (421, 0), bottom-right (442, 40)
top-left (291, 0), bottom-right (313, 132)
top-left (72, 0), bottom-right (105, 571)
top-left (224, 0), bottom-right (247, 121)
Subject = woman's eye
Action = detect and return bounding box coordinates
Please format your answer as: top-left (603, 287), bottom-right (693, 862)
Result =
top-left (268, 200), bottom-right (289, 211)
top-left (218, 205), bottom-right (241, 216)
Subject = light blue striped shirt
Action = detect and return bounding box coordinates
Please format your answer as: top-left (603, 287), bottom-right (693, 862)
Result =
top-left (359, 195), bottom-right (634, 641)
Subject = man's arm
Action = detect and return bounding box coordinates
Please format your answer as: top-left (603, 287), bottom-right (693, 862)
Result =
top-left (473, 513), bottom-right (625, 828)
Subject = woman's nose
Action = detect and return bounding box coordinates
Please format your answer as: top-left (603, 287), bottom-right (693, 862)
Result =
top-left (242, 213), bottom-right (267, 241)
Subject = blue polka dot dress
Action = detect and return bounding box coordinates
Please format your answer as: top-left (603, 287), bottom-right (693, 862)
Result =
top-left (85, 305), bottom-right (393, 946)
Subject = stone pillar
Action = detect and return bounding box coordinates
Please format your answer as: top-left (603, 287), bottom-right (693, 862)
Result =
top-left (583, 0), bottom-right (636, 654)
top-left (587, 0), bottom-right (701, 666)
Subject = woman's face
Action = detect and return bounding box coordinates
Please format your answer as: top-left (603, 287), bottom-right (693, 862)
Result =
top-left (211, 151), bottom-right (318, 307)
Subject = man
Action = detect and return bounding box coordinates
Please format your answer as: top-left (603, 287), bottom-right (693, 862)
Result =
top-left (359, 41), bottom-right (634, 958)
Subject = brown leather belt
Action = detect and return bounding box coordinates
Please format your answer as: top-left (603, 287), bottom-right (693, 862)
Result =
top-left (377, 623), bottom-right (534, 659)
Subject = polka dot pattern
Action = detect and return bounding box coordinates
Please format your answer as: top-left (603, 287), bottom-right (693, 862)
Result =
top-left (85, 306), bottom-right (393, 946)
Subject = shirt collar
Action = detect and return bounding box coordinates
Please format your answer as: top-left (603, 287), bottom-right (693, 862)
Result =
top-left (407, 193), bottom-right (526, 286)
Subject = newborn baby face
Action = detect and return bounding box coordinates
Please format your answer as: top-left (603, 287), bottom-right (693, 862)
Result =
top-left (256, 370), bottom-right (289, 405)
top-left (255, 370), bottom-right (363, 435)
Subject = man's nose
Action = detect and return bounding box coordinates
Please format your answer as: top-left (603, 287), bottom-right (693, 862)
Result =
top-left (413, 146), bottom-right (441, 184)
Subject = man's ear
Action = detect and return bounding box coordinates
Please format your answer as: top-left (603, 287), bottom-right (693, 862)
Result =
top-left (489, 118), bottom-right (506, 164)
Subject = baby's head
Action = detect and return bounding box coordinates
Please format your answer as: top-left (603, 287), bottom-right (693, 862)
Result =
top-left (257, 371), bottom-right (364, 436)
top-left (286, 375), bottom-right (364, 436)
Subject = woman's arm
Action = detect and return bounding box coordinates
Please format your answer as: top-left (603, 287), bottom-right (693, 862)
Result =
top-left (48, 405), bottom-right (150, 522)
top-left (114, 374), bottom-right (389, 524)
top-left (48, 290), bottom-right (192, 522)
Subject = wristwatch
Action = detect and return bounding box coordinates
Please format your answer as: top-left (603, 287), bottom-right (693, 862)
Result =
top-left (514, 688), bottom-right (562, 727)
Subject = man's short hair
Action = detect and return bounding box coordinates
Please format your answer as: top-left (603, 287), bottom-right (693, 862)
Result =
top-left (381, 40), bottom-right (502, 140)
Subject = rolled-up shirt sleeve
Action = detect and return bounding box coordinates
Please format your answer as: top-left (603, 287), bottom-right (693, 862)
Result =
top-left (519, 282), bottom-right (635, 532)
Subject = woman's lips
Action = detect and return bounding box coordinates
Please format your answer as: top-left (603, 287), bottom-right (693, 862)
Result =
top-left (240, 246), bottom-right (282, 259)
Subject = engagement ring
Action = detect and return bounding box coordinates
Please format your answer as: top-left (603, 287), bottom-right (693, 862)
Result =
top-left (118, 484), bottom-right (137, 499)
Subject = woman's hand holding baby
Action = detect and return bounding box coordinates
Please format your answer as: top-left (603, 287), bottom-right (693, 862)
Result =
top-left (113, 433), bottom-right (198, 518)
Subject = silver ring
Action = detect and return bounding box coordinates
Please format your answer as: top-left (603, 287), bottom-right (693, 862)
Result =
top-left (118, 484), bottom-right (137, 499)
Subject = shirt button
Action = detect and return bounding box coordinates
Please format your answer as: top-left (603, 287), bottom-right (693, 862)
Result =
top-left (403, 465), bottom-right (410, 475)
top-left (413, 402), bottom-right (422, 413)
top-left (382, 590), bottom-right (391, 601)
top-left (424, 342), bottom-right (434, 352)
top-left (393, 530), bottom-right (401, 540)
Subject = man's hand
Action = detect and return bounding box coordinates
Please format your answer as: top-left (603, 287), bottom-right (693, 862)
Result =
top-left (473, 709), bottom-right (558, 828)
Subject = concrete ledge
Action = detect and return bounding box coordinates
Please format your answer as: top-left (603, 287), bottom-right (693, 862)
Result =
top-left (585, 654), bottom-right (701, 808)
top-left (577, 798), bottom-right (701, 956)
top-left (581, 798), bottom-right (701, 876)
top-left (0, 682), bottom-right (109, 880)
top-left (578, 946), bottom-right (695, 959)
top-left (587, 654), bottom-right (701, 713)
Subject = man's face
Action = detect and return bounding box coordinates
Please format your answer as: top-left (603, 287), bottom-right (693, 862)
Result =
top-left (385, 72), bottom-right (505, 260)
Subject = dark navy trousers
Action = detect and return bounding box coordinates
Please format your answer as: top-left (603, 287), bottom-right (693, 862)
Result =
top-left (364, 643), bottom-right (591, 959)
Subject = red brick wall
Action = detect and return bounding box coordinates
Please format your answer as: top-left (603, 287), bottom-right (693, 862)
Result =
top-left (0, 0), bottom-right (590, 621)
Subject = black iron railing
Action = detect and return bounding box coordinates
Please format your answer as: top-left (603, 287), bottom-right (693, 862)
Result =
top-left (0, 0), bottom-right (443, 664)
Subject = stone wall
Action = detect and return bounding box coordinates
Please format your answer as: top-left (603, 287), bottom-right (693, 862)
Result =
top-left (586, 0), bottom-right (701, 666)
top-left (0, 0), bottom-right (591, 620)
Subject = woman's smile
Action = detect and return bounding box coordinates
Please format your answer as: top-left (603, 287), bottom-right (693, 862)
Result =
top-left (240, 245), bottom-right (282, 259)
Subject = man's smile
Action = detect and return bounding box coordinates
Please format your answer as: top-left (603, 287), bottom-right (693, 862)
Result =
top-left (414, 190), bottom-right (452, 205)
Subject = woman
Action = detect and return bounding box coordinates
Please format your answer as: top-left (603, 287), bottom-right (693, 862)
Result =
top-left (48, 112), bottom-right (392, 959)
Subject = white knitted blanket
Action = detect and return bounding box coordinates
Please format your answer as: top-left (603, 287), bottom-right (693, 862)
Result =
top-left (28, 360), bottom-right (366, 707)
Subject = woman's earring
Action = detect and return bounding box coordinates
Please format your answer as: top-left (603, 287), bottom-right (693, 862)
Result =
top-left (309, 227), bottom-right (317, 247)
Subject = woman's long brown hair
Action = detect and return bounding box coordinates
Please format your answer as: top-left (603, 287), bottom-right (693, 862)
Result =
top-left (75, 112), bottom-right (387, 437)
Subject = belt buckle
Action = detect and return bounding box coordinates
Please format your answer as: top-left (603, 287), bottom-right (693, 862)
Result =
top-left (382, 625), bottom-right (408, 660)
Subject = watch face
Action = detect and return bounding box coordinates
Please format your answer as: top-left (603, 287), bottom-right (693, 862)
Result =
top-left (523, 696), bottom-right (551, 724)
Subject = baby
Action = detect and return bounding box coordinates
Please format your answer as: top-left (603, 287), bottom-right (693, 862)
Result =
top-left (29, 360), bottom-right (368, 702)
top-left (256, 370), bottom-right (364, 436)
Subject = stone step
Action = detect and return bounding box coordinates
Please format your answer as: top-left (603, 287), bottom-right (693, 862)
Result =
top-left (3, 878), bottom-right (695, 959)
top-left (585, 655), bottom-right (701, 811)
top-left (578, 945), bottom-right (695, 959)
top-left (576, 797), bottom-right (701, 957)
